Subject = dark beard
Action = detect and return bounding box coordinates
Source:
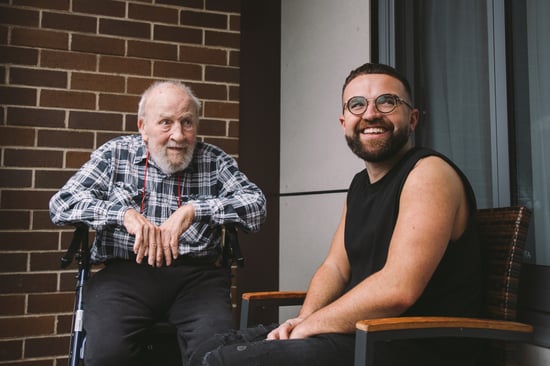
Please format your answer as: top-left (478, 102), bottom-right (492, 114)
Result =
top-left (345, 128), bottom-right (410, 163)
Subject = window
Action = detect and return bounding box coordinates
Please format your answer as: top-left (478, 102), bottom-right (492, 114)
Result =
top-left (374, 0), bottom-right (549, 265)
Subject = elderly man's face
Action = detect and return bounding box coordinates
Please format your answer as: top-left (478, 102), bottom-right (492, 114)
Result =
top-left (138, 84), bottom-right (198, 174)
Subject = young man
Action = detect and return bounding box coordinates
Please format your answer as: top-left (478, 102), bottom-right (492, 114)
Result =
top-left (50, 81), bottom-right (267, 366)
top-left (189, 63), bottom-right (482, 366)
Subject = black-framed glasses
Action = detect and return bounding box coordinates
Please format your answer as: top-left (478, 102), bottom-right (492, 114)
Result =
top-left (344, 94), bottom-right (413, 115)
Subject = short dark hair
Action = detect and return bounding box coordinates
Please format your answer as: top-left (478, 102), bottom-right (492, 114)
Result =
top-left (342, 63), bottom-right (412, 101)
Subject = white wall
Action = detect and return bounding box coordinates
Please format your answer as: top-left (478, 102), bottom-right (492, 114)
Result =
top-left (279, 0), bottom-right (370, 319)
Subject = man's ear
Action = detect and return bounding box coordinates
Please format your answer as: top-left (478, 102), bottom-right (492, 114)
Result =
top-left (338, 115), bottom-right (346, 130)
top-left (137, 118), bottom-right (148, 142)
top-left (409, 108), bottom-right (420, 132)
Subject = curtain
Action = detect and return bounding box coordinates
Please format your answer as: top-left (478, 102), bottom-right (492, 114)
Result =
top-left (527, 0), bottom-right (550, 265)
top-left (413, 0), bottom-right (493, 208)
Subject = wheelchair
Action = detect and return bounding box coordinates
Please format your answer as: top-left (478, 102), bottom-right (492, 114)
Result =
top-left (61, 224), bottom-right (243, 366)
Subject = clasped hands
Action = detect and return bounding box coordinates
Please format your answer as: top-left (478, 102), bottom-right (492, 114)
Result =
top-left (123, 205), bottom-right (195, 267)
top-left (266, 316), bottom-right (310, 340)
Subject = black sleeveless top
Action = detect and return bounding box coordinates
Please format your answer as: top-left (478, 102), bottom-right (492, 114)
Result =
top-left (345, 147), bottom-right (482, 317)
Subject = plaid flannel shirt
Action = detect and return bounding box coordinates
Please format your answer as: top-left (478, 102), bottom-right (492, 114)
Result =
top-left (49, 134), bottom-right (266, 263)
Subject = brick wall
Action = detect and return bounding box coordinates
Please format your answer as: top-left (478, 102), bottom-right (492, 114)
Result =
top-left (0, 0), bottom-right (241, 364)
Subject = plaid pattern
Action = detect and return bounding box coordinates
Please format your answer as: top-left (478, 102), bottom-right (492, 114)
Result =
top-left (50, 134), bottom-right (266, 263)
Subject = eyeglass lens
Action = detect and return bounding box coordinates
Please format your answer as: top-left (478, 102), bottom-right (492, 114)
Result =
top-left (347, 94), bottom-right (400, 115)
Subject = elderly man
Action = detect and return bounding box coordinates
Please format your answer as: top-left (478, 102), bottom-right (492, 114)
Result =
top-left (50, 80), bottom-right (267, 366)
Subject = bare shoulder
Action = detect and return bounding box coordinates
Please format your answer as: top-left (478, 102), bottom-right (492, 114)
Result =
top-left (402, 155), bottom-right (470, 239)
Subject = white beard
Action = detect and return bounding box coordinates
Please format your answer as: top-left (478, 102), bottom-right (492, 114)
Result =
top-left (149, 143), bottom-right (195, 175)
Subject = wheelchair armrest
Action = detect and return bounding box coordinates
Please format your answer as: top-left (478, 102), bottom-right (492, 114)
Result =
top-left (240, 291), bottom-right (306, 329)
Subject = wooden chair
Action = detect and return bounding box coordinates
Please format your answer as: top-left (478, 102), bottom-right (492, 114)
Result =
top-left (240, 206), bottom-right (534, 366)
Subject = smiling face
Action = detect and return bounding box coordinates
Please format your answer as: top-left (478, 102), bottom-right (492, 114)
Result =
top-left (339, 73), bottom-right (419, 163)
top-left (138, 83), bottom-right (198, 174)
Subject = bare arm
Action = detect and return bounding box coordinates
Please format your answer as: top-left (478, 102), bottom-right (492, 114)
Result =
top-left (267, 205), bottom-right (350, 339)
top-left (282, 156), bottom-right (470, 339)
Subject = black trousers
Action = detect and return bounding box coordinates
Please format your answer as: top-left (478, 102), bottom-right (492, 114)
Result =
top-left (83, 260), bottom-right (233, 366)
top-left (189, 325), bottom-right (482, 366)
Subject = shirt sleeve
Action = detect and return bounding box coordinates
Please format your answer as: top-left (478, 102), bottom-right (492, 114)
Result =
top-left (49, 146), bottom-right (138, 230)
top-left (188, 151), bottom-right (267, 233)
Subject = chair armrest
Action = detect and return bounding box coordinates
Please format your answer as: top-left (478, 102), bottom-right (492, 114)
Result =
top-left (354, 317), bottom-right (533, 366)
top-left (240, 291), bottom-right (306, 329)
top-left (242, 291), bottom-right (307, 302)
top-left (356, 316), bottom-right (533, 334)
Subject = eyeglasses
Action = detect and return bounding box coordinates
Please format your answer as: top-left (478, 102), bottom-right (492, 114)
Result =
top-left (344, 94), bottom-right (413, 115)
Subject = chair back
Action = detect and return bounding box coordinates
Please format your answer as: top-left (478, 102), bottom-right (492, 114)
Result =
top-left (475, 206), bottom-right (531, 322)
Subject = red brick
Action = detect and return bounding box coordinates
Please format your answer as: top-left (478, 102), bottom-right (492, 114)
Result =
top-left (10, 67), bottom-right (68, 88)
top-left (0, 232), bottom-right (58, 251)
top-left (198, 119), bottom-right (226, 137)
top-left (11, 28), bottom-right (69, 50)
top-left (99, 93), bottom-right (140, 113)
top-left (0, 126), bottom-right (35, 147)
top-left (37, 130), bottom-right (94, 149)
top-left (56, 314), bottom-right (73, 334)
top-left (228, 120), bottom-right (239, 137)
top-left (125, 115), bottom-right (140, 132)
top-left (230, 14), bottom-right (240, 31)
top-left (158, 0), bottom-right (202, 8)
top-left (154, 24), bottom-right (202, 44)
top-left (229, 85), bottom-right (239, 101)
top-left (205, 65), bottom-right (239, 84)
top-left (129, 3), bottom-right (179, 24)
top-left (66, 151), bottom-right (92, 169)
top-left (68, 110), bottom-right (124, 131)
top-left (0, 6), bottom-right (39, 27)
top-left (0, 316), bottom-right (53, 339)
top-left (12, 0), bottom-right (70, 10)
top-left (71, 34), bottom-right (125, 56)
top-left (203, 137), bottom-right (238, 155)
top-left (0, 211), bottom-right (30, 230)
top-left (35, 170), bottom-right (75, 190)
top-left (0, 274), bottom-right (57, 295)
top-left (41, 50), bottom-right (96, 71)
top-left (25, 335), bottom-right (68, 358)
top-left (40, 89), bottom-right (96, 110)
top-left (0, 25), bottom-right (6, 44)
top-left (0, 45), bottom-right (38, 66)
top-left (153, 61), bottom-right (202, 80)
top-left (71, 72), bottom-right (125, 93)
top-left (0, 339), bottom-right (23, 361)
top-left (42, 11), bottom-right (97, 33)
top-left (229, 50), bottom-right (240, 67)
top-left (128, 40), bottom-right (178, 61)
top-left (127, 77), bottom-right (157, 94)
top-left (0, 169), bottom-right (33, 189)
top-left (30, 251), bottom-right (66, 272)
top-left (205, 30), bottom-right (240, 49)
top-left (0, 86), bottom-right (37, 106)
top-left (187, 82), bottom-right (227, 100)
top-left (181, 10), bottom-right (227, 29)
top-left (1, 189), bottom-right (57, 210)
top-left (7, 107), bottom-right (66, 128)
top-left (0, 253), bottom-right (27, 273)
top-left (203, 101), bottom-right (239, 119)
top-left (97, 132), bottom-right (132, 147)
top-left (0, 295), bottom-right (25, 316)
top-left (28, 292), bottom-right (74, 314)
top-left (4, 149), bottom-right (63, 168)
top-left (72, 0), bottom-right (125, 17)
top-left (207, 0), bottom-right (241, 13)
top-left (100, 55), bottom-right (151, 76)
top-left (32, 210), bottom-right (62, 230)
top-left (99, 18), bottom-right (151, 39)
top-left (179, 45), bottom-right (226, 65)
